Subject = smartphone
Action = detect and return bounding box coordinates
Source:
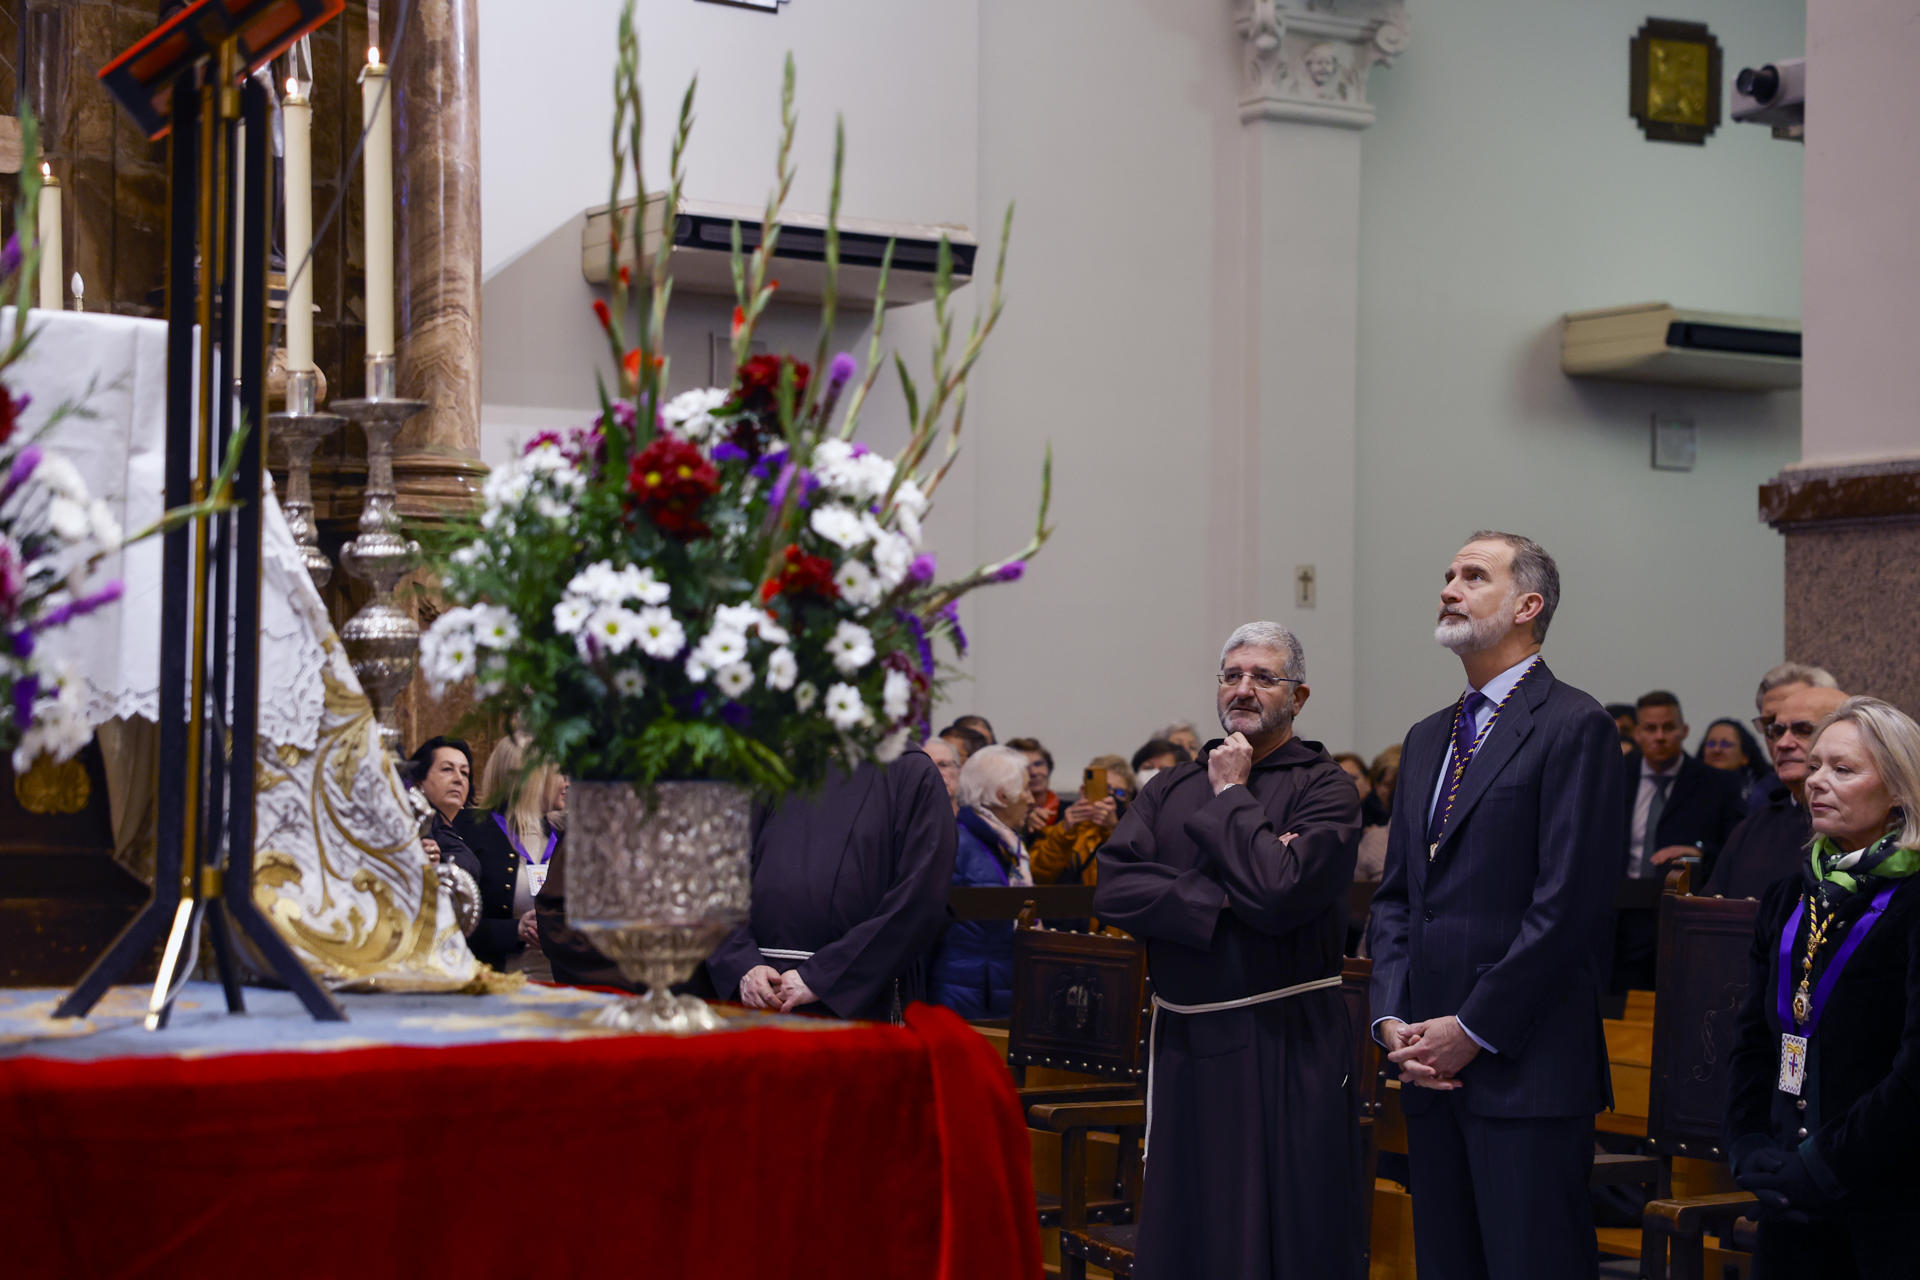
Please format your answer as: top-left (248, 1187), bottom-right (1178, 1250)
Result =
top-left (1082, 767), bottom-right (1109, 802)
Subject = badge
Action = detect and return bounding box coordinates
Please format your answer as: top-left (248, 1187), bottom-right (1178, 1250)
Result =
top-left (526, 862), bottom-right (550, 897)
top-left (1778, 1032), bottom-right (1808, 1096)
top-left (1792, 986), bottom-right (1811, 1026)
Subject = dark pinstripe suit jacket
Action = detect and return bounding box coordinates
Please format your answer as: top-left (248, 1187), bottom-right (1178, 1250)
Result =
top-left (1367, 659), bottom-right (1628, 1119)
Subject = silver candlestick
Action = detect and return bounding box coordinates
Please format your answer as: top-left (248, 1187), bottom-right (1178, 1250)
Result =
top-left (269, 369), bottom-right (345, 591)
top-left (333, 355), bottom-right (426, 755)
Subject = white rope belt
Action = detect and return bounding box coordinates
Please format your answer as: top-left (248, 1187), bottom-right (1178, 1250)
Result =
top-left (1145, 975), bottom-right (1343, 1159)
top-left (759, 948), bottom-right (814, 962)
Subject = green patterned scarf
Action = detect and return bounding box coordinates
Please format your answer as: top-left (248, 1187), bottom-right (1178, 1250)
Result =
top-left (1811, 829), bottom-right (1920, 893)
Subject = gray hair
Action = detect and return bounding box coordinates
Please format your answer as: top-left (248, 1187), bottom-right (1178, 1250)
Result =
top-left (1756, 662), bottom-right (1838, 711)
top-left (1810, 696), bottom-right (1920, 848)
top-left (1219, 622), bottom-right (1305, 681)
top-left (956, 744), bottom-right (1029, 812)
top-left (1467, 530), bottom-right (1560, 643)
top-left (1158, 721), bottom-right (1197, 740)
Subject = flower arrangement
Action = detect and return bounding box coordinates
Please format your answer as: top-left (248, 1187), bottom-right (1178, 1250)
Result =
top-left (0, 126), bottom-right (126, 770)
top-left (420, 6), bottom-right (1050, 794)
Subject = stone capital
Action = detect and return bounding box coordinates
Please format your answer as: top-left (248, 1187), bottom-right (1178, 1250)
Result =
top-left (1232, 0), bottom-right (1410, 129)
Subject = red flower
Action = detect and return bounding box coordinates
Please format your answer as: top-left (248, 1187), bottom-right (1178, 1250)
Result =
top-left (592, 298), bottom-right (612, 332)
top-left (623, 349), bottom-right (663, 383)
top-left (730, 306), bottom-right (746, 339)
top-left (735, 354), bottom-right (810, 413)
top-left (0, 385), bottom-right (22, 447)
top-left (760, 543), bottom-right (839, 603)
top-left (627, 436), bottom-right (720, 540)
top-left (618, 266), bottom-right (631, 287)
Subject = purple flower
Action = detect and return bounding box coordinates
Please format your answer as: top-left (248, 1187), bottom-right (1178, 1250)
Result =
top-left (1, 445), bottom-right (40, 505)
top-left (993, 560), bottom-right (1026, 583)
top-left (827, 352), bottom-right (858, 391)
top-left (36, 580), bottom-right (124, 632)
top-left (523, 430), bottom-right (563, 455)
top-left (711, 441), bottom-right (750, 464)
top-left (750, 448), bottom-right (790, 481)
top-left (10, 628), bottom-right (33, 659)
top-left (719, 700), bottom-right (751, 729)
top-left (908, 553), bottom-right (937, 585)
top-left (769, 462), bottom-right (819, 510)
top-left (939, 601), bottom-right (968, 658)
top-left (896, 608), bottom-right (935, 676)
top-left (12, 672), bottom-right (37, 729)
top-left (674, 689), bottom-right (711, 718)
top-left (0, 236), bottom-right (19, 281)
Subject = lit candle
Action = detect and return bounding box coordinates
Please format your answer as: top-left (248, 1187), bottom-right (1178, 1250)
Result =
top-left (37, 162), bottom-right (61, 312)
top-left (284, 77), bottom-right (314, 371)
top-left (362, 47), bottom-right (395, 357)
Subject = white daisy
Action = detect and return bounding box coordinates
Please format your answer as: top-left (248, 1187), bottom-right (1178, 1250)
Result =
top-left (47, 497), bottom-right (90, 542)
top-left (552, 597), bottom-right (592, 635)
top-left (876, 727), bottom-right (910, 763)
top-left (585, 606), bottom-right (643, 655)
top-left (87, 499), bottom-right (122, 548)
top-left (695, 627), bottom-right (749, 669)
top-left (871, 530), bottom-right (914, 589)
top-left (825, 620), bottom-right (875, 675)
top-left (715, 662), bottom-right (754, 698)
top-left (891, 478), bottom-right (929, 542)
top-left (882, 669), bottom-right (912, 721)
top-left (766, 647), bottom-right (798, 691)
top-left (617, 565), bottom-right (671, 606)
top-left (634, 606), bottom-right (686, 659)
top-left (470, 604), bottom-right (519, 650)
top-left (34, 455), bottom-right (87, 501)
top-left (567, 560), bottom-right (625, 605)
top-left (685, 654), bottom-right (710, 684)
top-left (758, 616), bottom-right (791, 647)
top-left (714, 602), bottom-right (769, 636)
top-left (534, 494), bottom-right (571, 523)
top-left (824, 682), bottom-right (871, 730)
top-left (795, 681), bottom-right (819, 712)
top-left (612, 668), bottom-right (646, 696)
top-left (808, 504), bottom-right (871, 551)
top-left (833, 558), bottom-right (883, 609)
top-left (662, 387), bottom-right (731, 444)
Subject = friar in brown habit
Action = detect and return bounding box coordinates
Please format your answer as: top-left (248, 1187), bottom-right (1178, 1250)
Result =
top-left (1093, 621), bottom-right (1363, 1279)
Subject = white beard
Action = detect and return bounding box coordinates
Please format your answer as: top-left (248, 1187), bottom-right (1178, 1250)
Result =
top-left (1434, 608), bottom-right (1510, 655)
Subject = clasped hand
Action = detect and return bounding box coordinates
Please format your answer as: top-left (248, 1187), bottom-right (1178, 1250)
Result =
top-left (740, 964), bottom-right (818, 1014)
top-left (1383, 1015), bottom-right (1479, 1089)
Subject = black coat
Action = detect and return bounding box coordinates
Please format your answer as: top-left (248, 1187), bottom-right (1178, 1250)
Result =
top-left (1621, 751), bottom-right (1746, 882)
top-left (1701, 787), bottom-right (1811, 901)
top-left (1726, 870), bottom-right (1920, 1214)
top-left (1368, 660), bottom-right (1626, 1119)
top-left (454, 808), bottom-right (556, 969)
top-left (1093, 735), bottom-right (1362, 1280)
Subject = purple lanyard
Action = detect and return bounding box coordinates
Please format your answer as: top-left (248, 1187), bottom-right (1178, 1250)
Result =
top-left (1777, 879), bottom-right (1899, 1034)
top-left (492, 812), bottom-right (558, 866)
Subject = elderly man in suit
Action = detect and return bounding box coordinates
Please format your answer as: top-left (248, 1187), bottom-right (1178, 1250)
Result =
top-left (1367, 531), bottom-right (1627, 1280)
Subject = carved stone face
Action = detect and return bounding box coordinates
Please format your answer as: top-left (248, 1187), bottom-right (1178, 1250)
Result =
top-left (1305, 44), bottom-right (1342, 87)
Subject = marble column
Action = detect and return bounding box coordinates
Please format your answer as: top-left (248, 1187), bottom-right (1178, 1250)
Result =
top-left (1223, 0), bottom-right (1409, 750)
top-left (1762, 0), bottom-right (1920, 719)
top-left (388, 0), bottom-right (487, 519)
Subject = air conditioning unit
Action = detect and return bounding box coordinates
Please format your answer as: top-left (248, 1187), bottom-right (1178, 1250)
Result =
top-left (1560, 302), bottom-right (1800, 392)
top-left (581, 195), bottom-right (976, 307)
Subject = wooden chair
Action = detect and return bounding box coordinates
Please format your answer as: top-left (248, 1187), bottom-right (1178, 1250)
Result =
top-left (1037, 956), bottom-right (1381, 1280)
top-left (1639, 889), bottom-right (1763, 1280)
top-left (1005, 910), bottom-right (1151, 1232)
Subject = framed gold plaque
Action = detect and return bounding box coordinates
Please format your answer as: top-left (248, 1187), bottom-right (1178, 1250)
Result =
top-left (1630, 19), bottom-right (1722, 145)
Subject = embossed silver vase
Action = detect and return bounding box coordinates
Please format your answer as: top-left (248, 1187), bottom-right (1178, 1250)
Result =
top-left (566, 780), bottom-right (752, 1032)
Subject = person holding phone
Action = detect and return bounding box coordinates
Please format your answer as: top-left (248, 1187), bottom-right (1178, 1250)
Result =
top-left (1030, 754), bottom-right (1135, 885)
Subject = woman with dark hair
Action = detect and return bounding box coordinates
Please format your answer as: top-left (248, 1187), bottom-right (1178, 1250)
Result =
top-left (1702, 717), bottom-right (1768, 810)
top-left (407, 735), bottom-right (476, 871)
top-left (1725, 697), bottom-right (1920, 1276)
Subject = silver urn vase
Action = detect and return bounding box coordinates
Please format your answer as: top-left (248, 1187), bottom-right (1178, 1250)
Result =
top-left (566, 780), bottom-right (753, 1032)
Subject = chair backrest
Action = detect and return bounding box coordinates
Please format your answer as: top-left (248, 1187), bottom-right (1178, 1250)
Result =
top-left (1007, 911), bottom-right (1149, 1081)
top-left (1647, 891), bottom-right (1761, 1158)
top-left (1339, 955), bottom-right (1381, 1111)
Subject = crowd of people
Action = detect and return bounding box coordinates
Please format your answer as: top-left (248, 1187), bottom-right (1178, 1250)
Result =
top-left (400, 526), bottom-right (1920, 1279)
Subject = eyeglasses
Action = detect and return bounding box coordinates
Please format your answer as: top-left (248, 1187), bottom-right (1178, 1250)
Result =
top-left (1764, 720), bottom-right (1821, 742)
top-left (1217, 669), bottom-right (1301, 690)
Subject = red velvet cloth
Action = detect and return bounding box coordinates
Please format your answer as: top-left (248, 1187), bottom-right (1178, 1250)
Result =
top-left (1, 1003), bottom-right (1039, 1279)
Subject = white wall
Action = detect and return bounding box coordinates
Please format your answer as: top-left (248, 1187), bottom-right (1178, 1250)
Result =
top-left (1351, 0), bottom-right (1807, 758)
top-left (1800, 0), bottom-right (1920, 465)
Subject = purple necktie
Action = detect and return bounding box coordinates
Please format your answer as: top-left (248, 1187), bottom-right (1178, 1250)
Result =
top-left (1428, 690), bottom-right (1489, 843)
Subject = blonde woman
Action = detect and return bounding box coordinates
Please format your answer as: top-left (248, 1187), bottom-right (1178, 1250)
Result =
top-left (1726, 696), bottom-right (1920, 1277)
top-left (455, 734), bottom-right (567, 973)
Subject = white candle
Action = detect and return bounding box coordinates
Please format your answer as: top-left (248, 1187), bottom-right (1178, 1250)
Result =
top-left (37, 163), bottom-right (61, 312)
top-left (284, 81), bottom-right (314, 371)
top-left (362, 50), bottom-right (395, 357)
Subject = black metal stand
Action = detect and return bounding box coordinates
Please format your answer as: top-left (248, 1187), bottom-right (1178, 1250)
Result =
top-left (55, 62), bottom-right (342, 1025)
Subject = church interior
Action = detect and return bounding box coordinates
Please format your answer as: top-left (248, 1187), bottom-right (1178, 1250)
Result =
top-left (4, 0), bottom-right (1916, 1276)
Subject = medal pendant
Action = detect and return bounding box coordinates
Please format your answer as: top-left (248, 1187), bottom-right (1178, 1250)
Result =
top-left (1778, 1032), bottom-right (1808, 1096)
top-left (1428, 841), bottom-right (1439, 862)
top-left (1792, 986), bottom-right (1812, 1026)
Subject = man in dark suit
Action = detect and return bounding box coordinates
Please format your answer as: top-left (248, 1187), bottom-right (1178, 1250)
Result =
top-left (1367, 530), bottom-right (1626, 1280)
top-left (1611, 690), bottom-right (1746, 989)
